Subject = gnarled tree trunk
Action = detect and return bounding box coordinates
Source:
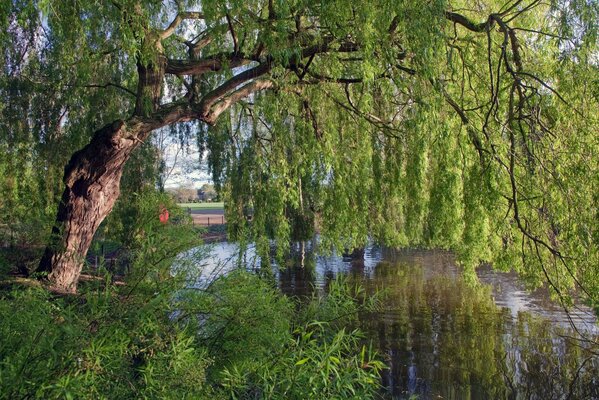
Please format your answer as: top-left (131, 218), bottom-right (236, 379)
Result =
top-left (37, 36), bottom-right (168, 293)
top-left (38, 120), bottom-right (145, 293)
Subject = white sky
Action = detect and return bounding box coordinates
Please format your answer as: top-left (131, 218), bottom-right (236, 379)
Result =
top-left (161, 141), bottom-right (212, 189)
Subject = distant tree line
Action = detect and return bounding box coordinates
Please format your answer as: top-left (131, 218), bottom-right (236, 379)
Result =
top-left (167, 184), bottom-right (218, 203)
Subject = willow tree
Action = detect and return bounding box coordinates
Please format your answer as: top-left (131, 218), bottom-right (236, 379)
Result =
top-left (2, 0), bottom-right (597, 296)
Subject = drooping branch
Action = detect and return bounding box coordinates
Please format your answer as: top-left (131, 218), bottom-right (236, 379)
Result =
top-left (438, 84), bottom-right (487, 159)
top-left (225, 13), bottom-right (239, 54)
top-left (67, 82), bottom-right (136, 97)
top-left (306, 71), bottom-right (364, 84)
top-left (305, 69), bottom-right (395, 84)
top-left (301, 99), bottom-right (322, 140)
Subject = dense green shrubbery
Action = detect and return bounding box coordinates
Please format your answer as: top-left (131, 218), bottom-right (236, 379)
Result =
top-left (191, 273), bottom-right (384, 399)
top-left (0, 191), bottom-right (383, 399)
top-left (0, 285), bottom-right (210, 399)
top-left (0, 275), bottom-right (383, 399)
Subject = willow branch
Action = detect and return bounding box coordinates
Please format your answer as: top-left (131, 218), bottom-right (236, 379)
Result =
top-left (444, 11), bottom-right (493, 32)
top-left (225, 13), bottom-right (239, 54)
top-left (512, 27), bottom-right (565, 39)
top-left (205, 80), bottom-right (274, 124)
top-left (76, 82), bottom-right (136, 97)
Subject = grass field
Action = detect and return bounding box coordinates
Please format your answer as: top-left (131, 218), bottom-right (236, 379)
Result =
top-left (177, 202), bottom-right (224, 210)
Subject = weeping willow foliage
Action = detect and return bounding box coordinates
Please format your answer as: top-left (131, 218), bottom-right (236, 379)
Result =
top-left (197, 0), bottom-right (599, 308)
top-left (1, 1), bottom-right (598, 307)
top-left (0, 1), bottom-right (135, 246)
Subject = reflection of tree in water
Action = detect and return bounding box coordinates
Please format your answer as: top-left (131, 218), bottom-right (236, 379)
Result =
top-left (278, 241), bottom-right (318, 298)
top-left (360, 261), bottom-right (599, 400)
top-left (501, 314), bottom-right (599, 399)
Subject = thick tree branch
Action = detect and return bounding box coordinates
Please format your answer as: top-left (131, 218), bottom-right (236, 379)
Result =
top-left (191, 35), bottom-right (213, 52)
top-left (160, 11), bottom-right (205, 39)
top-left (199, 62), bottom-right (272, 117)
top-left (204, 80), bottom-right (274, 124)
top-left (141, 66), bottom-right (274, 129)
top-left (444, 11), bottom-right (493, 32)
top-left (166, 55), bottom-right (253, 76)
top-left (170, 27), bottom-right (355, 79)
top-left (160, 34), bottom-right (361, 128)
top-left (133, 102), bottom-right (197, 133)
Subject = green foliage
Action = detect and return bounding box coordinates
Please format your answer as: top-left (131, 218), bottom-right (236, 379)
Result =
top-left (219, 324), bottom-right (384, 400)
top-left (211, 278), bottom-right (384, 399)
top-left (0, 285), bottom-right (210, 399)
top-left (191, 270), bottom-right (294, 373)
top-left (0, 1), bottom-right (596, 396)
top-left (196, 0), bottom-right (599, 310)
top-left (0, 275), bottom-right (383, 399)
top-left (0, 197), bottom-right (209, 398)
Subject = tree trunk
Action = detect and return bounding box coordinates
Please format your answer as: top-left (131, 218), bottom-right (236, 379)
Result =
top-left (38, 119), bottom-right (144, 293)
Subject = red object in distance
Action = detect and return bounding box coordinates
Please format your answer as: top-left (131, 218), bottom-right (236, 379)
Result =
top-left (159, 208), bottom-right (169, 224)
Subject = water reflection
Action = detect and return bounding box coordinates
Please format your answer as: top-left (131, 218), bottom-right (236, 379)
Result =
top-left (357, 258), bottom-right (598, 399)
top-left (197, 243), bottom-right (599, 399)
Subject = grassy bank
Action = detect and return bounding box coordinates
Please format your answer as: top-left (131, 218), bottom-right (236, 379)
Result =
top-left (177, 202), bottom-right (224, 210)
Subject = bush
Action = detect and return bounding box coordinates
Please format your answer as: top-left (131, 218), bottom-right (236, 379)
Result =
top-left (0, 275), bottom-right (384, 399)
top-left (202, 274), bottom-right (385, 399)
top-left (0, 285), bottom-right (210, 399)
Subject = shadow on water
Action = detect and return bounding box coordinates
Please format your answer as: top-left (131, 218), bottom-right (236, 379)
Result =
top-left (197, 242), bottom-right (599, 399)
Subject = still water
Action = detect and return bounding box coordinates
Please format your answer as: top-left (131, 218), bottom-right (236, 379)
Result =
top-left (197, 241), bottom-right (599, 399)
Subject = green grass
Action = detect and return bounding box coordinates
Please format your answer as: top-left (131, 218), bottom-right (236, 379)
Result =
top-left (177, 202), bottom-right (224, 210)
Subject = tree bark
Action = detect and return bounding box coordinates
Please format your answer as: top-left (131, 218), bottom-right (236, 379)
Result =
top-left (135, 55), bottom-right (167, 116)
top-left (37, 119), bottom-right (145, 293)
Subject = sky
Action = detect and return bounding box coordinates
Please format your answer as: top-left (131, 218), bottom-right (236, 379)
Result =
top-left (161, 141), bottom-right (212, 189)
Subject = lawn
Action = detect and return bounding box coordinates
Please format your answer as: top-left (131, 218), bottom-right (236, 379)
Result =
top-left (177, 202), bottom-right (224, 210)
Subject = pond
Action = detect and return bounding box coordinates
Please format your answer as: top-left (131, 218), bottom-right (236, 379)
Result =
top-left (195, 241), bottom-right (599, 399)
